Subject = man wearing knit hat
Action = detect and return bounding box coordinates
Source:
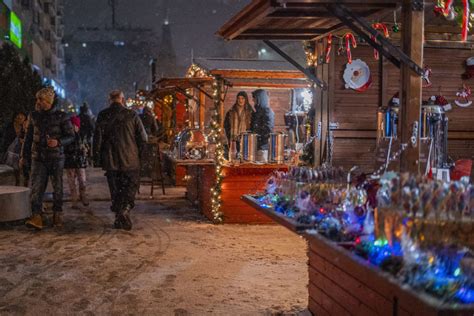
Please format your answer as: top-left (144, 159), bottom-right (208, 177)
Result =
top-left (21, 87), bottom-right (75, 229)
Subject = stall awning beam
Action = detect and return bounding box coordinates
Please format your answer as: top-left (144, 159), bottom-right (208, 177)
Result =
top-left (263, 40), bottom-right (326, 89)
top-left (327, 3), bottom-right (425, 77)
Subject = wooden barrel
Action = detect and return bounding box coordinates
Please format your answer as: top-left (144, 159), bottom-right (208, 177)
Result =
top-left (0, 186), bottom-right (31, 222)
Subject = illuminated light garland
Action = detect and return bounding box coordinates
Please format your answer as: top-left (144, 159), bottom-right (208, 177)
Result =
top-left (303, 41), bottom-right (318, 67)
top-left (186, 63), bottom-right (211, 78)
top-left (186, 62), bottom-right (225, 222)
top-left (209, 79), bottom-right (225, 223)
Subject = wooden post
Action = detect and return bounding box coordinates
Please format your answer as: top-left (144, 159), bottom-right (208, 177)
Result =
top-left (320, 40), bottom-right (330, 164)
top-left (327, 43), bottom-right (335, 164)
top-left (199, 90), bottom-right (205, 130)
top-left (218, 78), bottom-right (225, 131)
top-left (313, 41), bottom-right (322, 167)
top-left (399, 0), bottom-right (424, 173)
top-left (378, 57), bottom-right (388, 109)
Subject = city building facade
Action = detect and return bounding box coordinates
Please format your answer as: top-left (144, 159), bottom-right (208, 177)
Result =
top-left (0, 0), bottom-right (66, 99)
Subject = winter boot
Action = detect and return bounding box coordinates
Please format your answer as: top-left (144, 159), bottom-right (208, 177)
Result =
top-left (80, 189), bottom-right (89, 206)
top-left (26, 214), bottom-right (43, 230)
top-left (53, 212), bottom-right (63, 228)
top-left (114, 213), bottom-right (122, 229)
top-left (118, 207), bottom-right (132, 231)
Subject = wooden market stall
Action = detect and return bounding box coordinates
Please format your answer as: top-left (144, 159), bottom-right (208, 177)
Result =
top-left (218, 0), bottom-right (474, 174)
top-left (218, 0), bottom-right (474, 314)
top-left (185, 58), bottom-right (310, 224)
top-left (150, 77), bottom-right (214, 186)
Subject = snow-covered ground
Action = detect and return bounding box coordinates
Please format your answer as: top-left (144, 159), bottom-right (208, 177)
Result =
top-left (0, 169), bottom-right (308, 315)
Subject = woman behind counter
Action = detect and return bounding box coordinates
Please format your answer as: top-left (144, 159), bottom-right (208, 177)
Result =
top-left (224, 91), bottom-right (253, 149)
top-left (250, 89), bottom-right (274, 150)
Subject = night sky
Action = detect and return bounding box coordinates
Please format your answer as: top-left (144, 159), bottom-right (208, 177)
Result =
top-left (64, 0), bottom-right (259, 71)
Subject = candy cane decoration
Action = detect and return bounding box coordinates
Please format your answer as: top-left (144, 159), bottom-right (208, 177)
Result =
top-left (371, 23), bottom-right (389, 60)
top-left (442, 0), bottom-right (454, 16)
top-left (462, 0), bottom-right (470, 42)
top-left (345, 33), bottom-right (357, 64)
top-left (325, 34), bottom-right (333, 63)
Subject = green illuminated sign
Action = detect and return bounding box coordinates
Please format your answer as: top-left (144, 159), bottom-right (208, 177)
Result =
top-left (10, 11), bottom-right (22, 48)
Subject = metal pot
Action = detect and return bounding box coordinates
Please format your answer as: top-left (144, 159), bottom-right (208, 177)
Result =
top-left (174, 128), bottom-right (208, 160)
top-left (268, 133), bottom-right (287, 163)
top-left (240, 132), bottom-right (258, 162)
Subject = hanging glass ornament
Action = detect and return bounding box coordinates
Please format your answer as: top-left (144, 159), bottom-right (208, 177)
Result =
top-left (392, 11), bottom-right (400, 33)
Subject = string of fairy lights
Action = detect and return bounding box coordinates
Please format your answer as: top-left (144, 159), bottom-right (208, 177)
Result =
top-left (187, 63), bottom-right (225, 223)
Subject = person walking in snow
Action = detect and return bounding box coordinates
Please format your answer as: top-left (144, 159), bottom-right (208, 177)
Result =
top-left (93, 90), bottom-right (147, 230)
top-left (21, 87), bottom-right (75, 229)
top-left (64, 115), bottom-right (89, 209)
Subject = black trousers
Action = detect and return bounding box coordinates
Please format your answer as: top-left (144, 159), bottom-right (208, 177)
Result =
top-left (105, 170), bottom-right (140, 213)
top-left (30, 159), bottom-right (64, 214)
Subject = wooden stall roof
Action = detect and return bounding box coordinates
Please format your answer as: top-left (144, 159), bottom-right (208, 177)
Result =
top-left (217, 0), bottom-right (473, 46)
top-left (191, 57), bottom-right (310, 88)
top-left (154, 77), bottom-right (214, 90)
top-left (217, 0), bottom-right (398, 41)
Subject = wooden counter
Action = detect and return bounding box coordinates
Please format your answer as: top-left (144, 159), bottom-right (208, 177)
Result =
top-left (186, 163), bottom-right (288, 224)
top-left (241, 195), bottom-right (474, 316)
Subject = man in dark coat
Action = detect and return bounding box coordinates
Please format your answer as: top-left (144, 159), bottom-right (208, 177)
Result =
top-left (79, 102), bottom-right (95, 164)
top-left (93, 90), bottom-right (147, 230)
top-left (79, 102), bottom-right (95, 143)
top-left (21, 87), bottom-right (75, 229)
top-left (250, 89), bottom-right (275, 150)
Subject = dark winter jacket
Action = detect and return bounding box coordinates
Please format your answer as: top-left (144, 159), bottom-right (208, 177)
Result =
top-left (21, 108), bottom-right (75, 162)
top-left (1, 122), bottom-right (17, 159)
top-left (93, 102), bottom-right (148, 171)
top-left (64, 132), bottom-right (88, 169)
top-left (79, 111), bottom-right (95, 144)
top-left (140, 108), bottom-right (159, 137)
top-left (250, 89), bottom-right (274, 150)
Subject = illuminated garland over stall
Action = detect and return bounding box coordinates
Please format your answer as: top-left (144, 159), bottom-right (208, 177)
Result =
top-left (187, 63), bottom-right (225, 223)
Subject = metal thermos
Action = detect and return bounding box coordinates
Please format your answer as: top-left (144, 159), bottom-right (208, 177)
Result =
top-left (240, 132), bottom-right (257, 162)
top-left (376, 107), bottom-right (399, 139)
top-left (268, 133), bottom-right (287, 164)
top-left (421, 105), bottom-right (448, 168)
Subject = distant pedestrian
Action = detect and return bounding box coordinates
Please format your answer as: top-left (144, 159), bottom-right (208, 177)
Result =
top-left (21, 87), bottom-right (75, 229)
top-left (139, 106), bottom-right (159, 137)
top-left (65, 115), bottom-right (89, 209)
top-left (2, 112), bottom-right (27, 185)
top-left (79, 102), bottom-right (95, 163)
top-left (93, 90), bottom-right (147, 230)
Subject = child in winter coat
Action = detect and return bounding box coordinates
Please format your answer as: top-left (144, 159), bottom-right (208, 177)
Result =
top-left (65, 115), bottom-right (89, 208)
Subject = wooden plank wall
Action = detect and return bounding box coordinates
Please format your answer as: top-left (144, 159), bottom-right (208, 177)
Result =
top-left (331, 45), bottom-right (474, 173)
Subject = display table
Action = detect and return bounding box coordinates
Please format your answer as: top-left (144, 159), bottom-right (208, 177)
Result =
top-left (162, 151), bottom-right (214, 186)
top-left (187, 163), bottom-right (288, 224)
top-left (241, 195), bottom-right (474, 316)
